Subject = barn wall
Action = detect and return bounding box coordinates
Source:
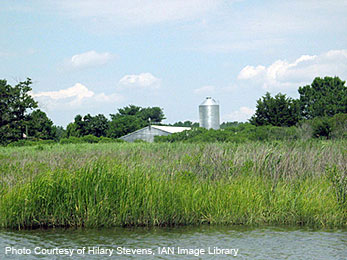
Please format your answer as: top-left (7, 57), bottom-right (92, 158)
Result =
top-left (120, 126), bottom-right (170, 142)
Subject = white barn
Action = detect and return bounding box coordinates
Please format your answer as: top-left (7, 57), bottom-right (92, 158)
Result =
top-left (119, 125), bottom-right (191, 143)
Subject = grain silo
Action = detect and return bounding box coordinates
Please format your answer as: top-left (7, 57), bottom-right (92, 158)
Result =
top-left (199, 97), bottom-right (220, 130)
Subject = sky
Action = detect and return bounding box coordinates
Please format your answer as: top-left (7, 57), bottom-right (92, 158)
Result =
top-left (1, 0), bottom-right (346, 127)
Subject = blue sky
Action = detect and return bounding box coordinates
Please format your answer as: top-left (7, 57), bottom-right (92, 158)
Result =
top-left (1, 0), bottom-right (346, 126)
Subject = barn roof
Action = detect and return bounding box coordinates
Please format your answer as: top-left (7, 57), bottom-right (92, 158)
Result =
top-left (151, 125), bottom-right (191, 133)
top-left (119, 125), bottom-right (191, 141)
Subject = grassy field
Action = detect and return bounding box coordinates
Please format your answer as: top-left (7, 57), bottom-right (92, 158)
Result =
top-left (0, 140), bottom-right (346, 229)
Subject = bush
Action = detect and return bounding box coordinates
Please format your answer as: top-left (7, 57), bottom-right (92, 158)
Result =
top-left (7, 139), bottom-right (56, 147)
top-left (7, 140), bottom-right (36, 147)
top-left (297, 113), bottom-right (346, 139)
top-left (155, 124), bottom-right (298, 143)
top-left (98, 136), bottom-right (115, 143)
top-left (330, 113), bottom-right (347, 139)
top-left (81, 135), bottom-right (99, 143)
top-left (311, 117), bottom-right (332, 139)
top-left (60, 137), bottom-right (81, 144)
top-left (296, 122), bottom-right (313, 140)
top-left (59, 136), bottom-right (125, 144)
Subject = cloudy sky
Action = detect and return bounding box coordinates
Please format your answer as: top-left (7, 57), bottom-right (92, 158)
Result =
top-left (1, 0), bottom-right (346, 126)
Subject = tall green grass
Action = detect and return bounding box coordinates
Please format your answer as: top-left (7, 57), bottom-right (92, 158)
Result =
top-left (0, 140), bottom-right (346, 229)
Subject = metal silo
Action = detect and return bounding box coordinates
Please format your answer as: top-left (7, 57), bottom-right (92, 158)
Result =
top-left (199, 97), bottom-right (220, 130)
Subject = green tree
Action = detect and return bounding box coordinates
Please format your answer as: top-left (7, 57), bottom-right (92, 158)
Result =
top-left (83, 114), bottom-right (109, 137)
top-left (117, 105), bottom-right (165, 123)
top-left (26, 109), bottom-right (56, 140)
top-left (52, 125), bottom-right (65, 141)
top-left (250, 92), bottom-right (300, 127)
top-left (172, 121), bottom-right (199, 127)
top-left (66, 114), bottom-right (109, 137)
top-left (73, 115), bottom-right (85, 137)
top-left (65, 122), bottom-right (79, 137)
top-left (310, 117), bottom-right (332, 139)
top-left (138, 107), bottom-right (165, 123)
top-left (298, 76), bottom-right (347, 119)
top-left (220, 121), bottom-right (241, 129)
top-left (107, 105), bottom-right (165, 138)
top-left (330, 113), bottom-right (347, 139)
top-left (118, 105), bottom-right (142, 116)
top-left (0, 78), bottom-right (38, 145)
top-left (107, 115), bottom-right (145, 138)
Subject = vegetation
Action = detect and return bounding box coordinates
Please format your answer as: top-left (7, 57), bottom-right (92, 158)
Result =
top-left (0, 141), bottom-right (346, 229)
top-left (64, 105), bottom-right (165, 139)
top-left (26, 109), bottom-right (56, 140)
top-left (170, 121), bottom-right (199, 127)
top-left (70, 114), bottom-right (109, 137)
top-left (250, 92), bottom-right (300, 127)
top-left (156, 113), bottom-right (346, 143)
top-left (251, 76), bottom-right (346, 126)
top-left (1, 76), bottom-right (346, 147)
top-left (6, 135), bottom-right (124, 147)
top-left (0, 78), bottom-right (38, 145)
top-left (107, 105), bottom-right (165, 138)
top-left (0, 76), bottom-right (345, 229)
top-left (299, 76), bottom-right (347, 119)
top-left (0, 78), bottom-right (166, 145)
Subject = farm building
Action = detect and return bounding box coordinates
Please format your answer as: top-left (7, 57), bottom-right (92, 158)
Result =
top-left (119, 125), bottom-right (191, 143)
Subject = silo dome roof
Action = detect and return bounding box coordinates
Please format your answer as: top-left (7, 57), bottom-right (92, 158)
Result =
top-left (200, 97), bottom-right (219, 106)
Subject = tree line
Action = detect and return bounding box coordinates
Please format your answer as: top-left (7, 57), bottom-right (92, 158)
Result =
top-left (0, 76), bottom-right (346, 146)
top-left (250, 76), bottom-right (346, 127)
top-left (156, 76), bottom-right (346, 143)
top-left (0, 78), bottom-right (166, 145)
top-left (65, 105), bottom-right (165, 139)
top-left (156, 113), bottom-right (346, 143)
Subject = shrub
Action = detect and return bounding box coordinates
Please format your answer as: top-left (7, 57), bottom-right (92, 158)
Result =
top-left (311, 117), bottom-right (332, 139)
top-left (100, 137), bottom-right (125, 143)
top-left (60, 137), bottom-right (81, 144)
top-left (330, 113), bottom-right (347, 139)
top-left (7, 139), bottom-right (56, 147)
top-left (155, 124), bottom-right (298, 143)
top-left (81, 135), bottom-right (99, 143)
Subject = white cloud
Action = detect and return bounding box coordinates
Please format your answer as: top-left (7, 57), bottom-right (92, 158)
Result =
top-left (223, 106), bottom-right (255, 122)
top-left (67, 51), bottom-right (113, 69)
top-left (33, 83), bottom-right (94, 102)
top-left (94, 93), bottom-right (122, 103)
top-left (194, 85), bottom-right (215, 94)
top-left (32, 83), bottom-right (123, 109)
top-left (238, 65), bottom-right (266, 80)
top-left (119, 73), bottom-right (161, 89)
top-left (237, 49), bottom-right (347, 91)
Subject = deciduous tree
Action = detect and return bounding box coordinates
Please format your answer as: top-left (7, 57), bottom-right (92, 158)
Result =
top-left (250, 92), bottom-right (300, 127)
top-left (0, 78), bottom-right (38, 144)
top-left (107, 105), bottom-right (165, 138)
top-left (298, 76), bottom-right (347, 119)
top-left (26, 109), bottom-right (56, 140)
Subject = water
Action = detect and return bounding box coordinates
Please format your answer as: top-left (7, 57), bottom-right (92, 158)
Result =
top-left (0, 226), bottom-right (346, 259)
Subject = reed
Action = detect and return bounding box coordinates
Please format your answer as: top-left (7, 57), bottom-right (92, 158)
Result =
top-left (0, 140), bottom-right (346, 229)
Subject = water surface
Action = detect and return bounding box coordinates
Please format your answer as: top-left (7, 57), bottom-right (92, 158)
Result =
top-left (1, 225), bottom-right (346, 259)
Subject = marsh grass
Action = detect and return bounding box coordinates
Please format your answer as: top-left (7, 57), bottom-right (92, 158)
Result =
top-left (0, 140), bottom-right (346, 229)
